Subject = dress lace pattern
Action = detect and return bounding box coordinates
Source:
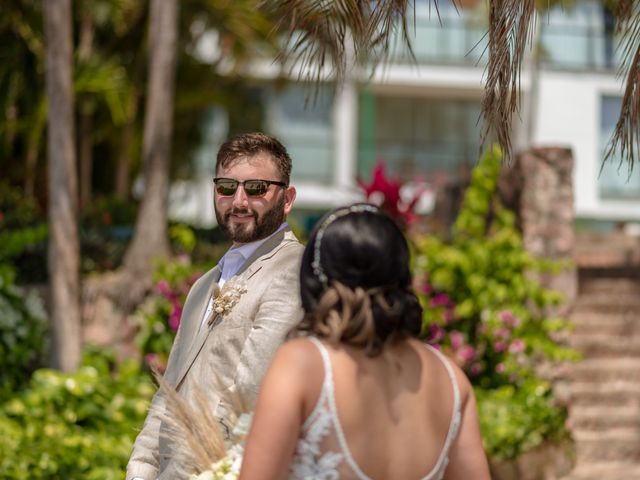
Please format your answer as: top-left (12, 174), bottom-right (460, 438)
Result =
top-left (288, 338), bottom-right (462, 480)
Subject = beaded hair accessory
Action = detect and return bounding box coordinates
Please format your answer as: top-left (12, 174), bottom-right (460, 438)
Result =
top-left (311, 204), bottom-right (379, 288)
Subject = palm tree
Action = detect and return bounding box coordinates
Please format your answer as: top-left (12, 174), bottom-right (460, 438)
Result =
top-left (43, 0), bottom-right (81, 372)
top-left (120, 0), bottom-right (178, 287)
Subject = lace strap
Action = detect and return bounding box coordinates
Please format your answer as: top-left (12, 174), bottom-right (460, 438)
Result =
top-left (306, 337), bottom-right (371, 480)
top-left (307, 337), bottom-right (333, 385)
top-left (301, 337), bottom-right (334, 430)
top-left (422, 344), bottom-right (462, 479)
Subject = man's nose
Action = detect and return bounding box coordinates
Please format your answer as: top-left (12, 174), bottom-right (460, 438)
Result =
top-left (231, 184), bottom-right (249, 208)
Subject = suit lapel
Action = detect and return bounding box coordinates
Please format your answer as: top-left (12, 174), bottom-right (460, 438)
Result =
top-left (172, 228), bottom-right (296, 388)
top-left (172, 266), bottom-right (221, 388)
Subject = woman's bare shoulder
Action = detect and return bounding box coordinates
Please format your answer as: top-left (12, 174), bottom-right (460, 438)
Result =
top-left (410, 339), bottom-right (473, 398)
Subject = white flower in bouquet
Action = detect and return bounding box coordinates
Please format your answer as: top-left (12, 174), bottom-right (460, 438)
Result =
top-left (190, 413), bottom-right (253, 480)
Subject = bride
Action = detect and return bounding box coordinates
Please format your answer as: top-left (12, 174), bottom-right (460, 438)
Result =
top-left (238, 204), bottom-right (491, 480)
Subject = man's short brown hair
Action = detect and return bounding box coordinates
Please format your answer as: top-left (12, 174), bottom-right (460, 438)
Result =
top-left (216, 132), bottom-right (292, 184)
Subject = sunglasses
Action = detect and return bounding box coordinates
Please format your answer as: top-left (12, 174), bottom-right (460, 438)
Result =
top-left (213, 177), bottom-right (288, 197)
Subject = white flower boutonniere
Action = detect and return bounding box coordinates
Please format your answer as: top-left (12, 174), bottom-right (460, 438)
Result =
top-left (208, 278), bottom-right (247, 326)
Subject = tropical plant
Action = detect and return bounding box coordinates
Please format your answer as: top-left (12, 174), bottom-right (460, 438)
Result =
top-left (0, 347), bottom-right (155, 479)
top-left (475, 378), bottom-right (569, 460)
top-left (410, 145), bottom-right (577, 458)
top-left (413, 145), bottom-right (577, 388)
top-left (133, 255), bottom-right (213, 373)
top-left (0, 265), bottom-right (48, 399)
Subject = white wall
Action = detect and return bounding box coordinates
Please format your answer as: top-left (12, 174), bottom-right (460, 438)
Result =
top-left (533, 70), bottom-right (640, 220)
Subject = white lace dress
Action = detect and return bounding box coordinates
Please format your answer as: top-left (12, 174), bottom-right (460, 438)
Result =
top-left (288, 337), bottom-right (462, 480)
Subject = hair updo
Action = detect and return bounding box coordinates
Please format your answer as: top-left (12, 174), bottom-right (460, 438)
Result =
top-left (297, 204), bottom-right (423, 356)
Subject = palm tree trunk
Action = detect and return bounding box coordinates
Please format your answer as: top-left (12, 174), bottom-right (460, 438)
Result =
top-left (122, 0), bottom-right (177, 280)
top-left (43, 0), bottom-right (81, 372)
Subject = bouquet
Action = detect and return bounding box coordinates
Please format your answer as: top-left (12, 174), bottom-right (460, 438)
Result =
top-left (152, 372), bottom-right (251, 479)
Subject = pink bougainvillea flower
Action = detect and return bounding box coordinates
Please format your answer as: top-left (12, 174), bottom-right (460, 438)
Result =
top-left (499, 310), bottom-right (521, 328)
top-left (457, 344), bottom-right (476, 363)
top-left (509, 338), bottom-right (525, 353)
top-left (449, 330), bottom-right (464, 350)
top-left (168, 305), bottom-right (182, 331)
top-left (157, 281), bottom-right (179, 302)
top-left (495, 327), bottom-right (511, 340)
top-left (428, 324), bottom-right (445, 344)
top-left (443, 308), bottom-right (456, 324)
top-left (421, 282), bottom-right (433, 296)
top-left (469, 363), bottom-right (483, 376)
top-left (495, 362), bottom-right (506, 374)
top-left (494, 341), bottom-right (508, 352)
top-left (145, 353), bottom-right (167, 374)
top-left (430, 293), bottom-right (451, 308)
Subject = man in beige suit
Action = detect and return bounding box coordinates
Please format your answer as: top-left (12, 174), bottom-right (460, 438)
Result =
top-left (127, 133), bottom-right (304, 479)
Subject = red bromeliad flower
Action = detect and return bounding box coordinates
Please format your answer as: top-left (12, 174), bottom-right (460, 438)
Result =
top-left (358, 161), bottom-right (426, 227)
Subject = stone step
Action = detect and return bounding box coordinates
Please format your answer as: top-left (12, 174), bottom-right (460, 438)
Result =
top-left (569, 404), bottom-right (640, 430)
top-left (570, 311), bottom-right (640, 336)
top-left (579, 278), bottom-right (640, 295)
top-left (569, 358), bottom-right (640, 382)
top-left (572, 293), bottom-right (640, 312)
top-left (570, 381), bottom-right (640, 407)
top-left (570, 333), bottom-right (640, 356)
top-left (575, 431), bottom-right (640, 463)
top-left (562, 462), bottom-right (640, 480)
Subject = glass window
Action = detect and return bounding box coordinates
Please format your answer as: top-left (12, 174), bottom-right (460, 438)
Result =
top-left (265, 86), bottom-right (335, 184)
top-left (357, 94), bottom-right (482, 183)
top-left (540, 1), bottom-right (620, 70)
top-left (598, 95), bottom-right (640, 198)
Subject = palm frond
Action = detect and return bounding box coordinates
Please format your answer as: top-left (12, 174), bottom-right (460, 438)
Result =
top-left (264, 0), bottom-right (423, 85)
top-left (480, 0), bottom-right (536, 162)
top-left (366, 0), bottom-right (416, 67)
top-left (603, 0), bottom-right (640, 175)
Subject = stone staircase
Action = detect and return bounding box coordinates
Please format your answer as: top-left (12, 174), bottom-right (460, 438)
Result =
top-left (563, 270), bottom-right (640, 479)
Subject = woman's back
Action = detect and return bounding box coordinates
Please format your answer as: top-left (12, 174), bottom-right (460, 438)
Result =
top-left (238, 206), bottom-right (490, 480)
top-left (289, 337), bottom-right (461, 480)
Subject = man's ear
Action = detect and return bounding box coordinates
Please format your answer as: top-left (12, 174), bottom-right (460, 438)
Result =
top-left (283, 186), bottom-right (296, 216)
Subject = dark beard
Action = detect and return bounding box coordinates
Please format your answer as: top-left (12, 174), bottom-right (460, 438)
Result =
top-left (215, 193), bottom-right (286, 243)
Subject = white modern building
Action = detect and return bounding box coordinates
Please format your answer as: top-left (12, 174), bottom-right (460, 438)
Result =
top-left (175, 0), bottom-right (640, 229)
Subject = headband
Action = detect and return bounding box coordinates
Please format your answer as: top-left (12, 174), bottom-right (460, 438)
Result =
top-left (311, 204), bottom-right (379, 288)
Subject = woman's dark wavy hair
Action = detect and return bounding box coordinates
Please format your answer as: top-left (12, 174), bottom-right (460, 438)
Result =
top-left (296, 204), bottom-right (423, 356)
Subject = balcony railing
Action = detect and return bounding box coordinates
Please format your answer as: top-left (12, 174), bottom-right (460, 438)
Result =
top-left (382, 12), bottom-right (618, 73)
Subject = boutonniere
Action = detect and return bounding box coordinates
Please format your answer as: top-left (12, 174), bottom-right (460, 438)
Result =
top-left (208, 277), bottom-right (247, 326)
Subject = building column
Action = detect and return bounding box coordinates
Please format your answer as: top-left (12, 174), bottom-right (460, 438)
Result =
top-left (333, 80), bottom-right (358, 190)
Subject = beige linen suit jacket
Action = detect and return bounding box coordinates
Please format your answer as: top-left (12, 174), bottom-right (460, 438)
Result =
top-left (126, 228), bottom-right (304, 480)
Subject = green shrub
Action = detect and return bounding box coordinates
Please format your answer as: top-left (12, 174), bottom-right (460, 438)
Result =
top-left (475, 379), bottom-right (568, 461)
top-left (0, 347), bottom-right (155, 479)
top-left (0, 265), bottom-right (48, 398)
top-left (132, 256), bottom-right (216, 371)
top-left (411, 145), bottom-right (577, 459)
top-left (413, 146), bottom-right (577, 387)
top-left (0, 182), bottom-right (48, 283)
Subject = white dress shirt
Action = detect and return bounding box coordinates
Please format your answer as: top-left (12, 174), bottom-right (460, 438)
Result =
top-left (199, 222), bottom-right (289, 328)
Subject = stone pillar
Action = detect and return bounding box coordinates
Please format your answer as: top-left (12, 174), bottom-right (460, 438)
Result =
top-left (517, 146), bottom-right (577, 313)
